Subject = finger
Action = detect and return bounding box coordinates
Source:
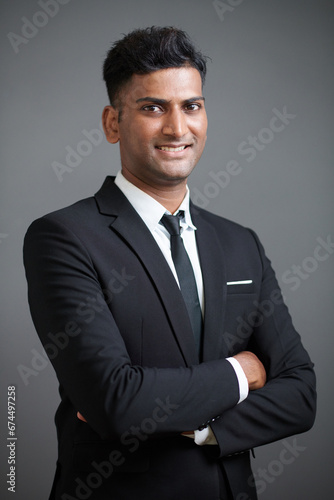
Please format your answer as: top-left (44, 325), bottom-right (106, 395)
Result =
top-left (77, 411), bottom-right (87, 422)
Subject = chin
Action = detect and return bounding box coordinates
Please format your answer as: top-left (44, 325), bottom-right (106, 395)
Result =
top-left (157, 164), bottom-right (196, 182)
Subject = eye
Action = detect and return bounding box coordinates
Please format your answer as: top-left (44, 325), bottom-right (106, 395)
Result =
top-left (184, 103), bottom-right (202, 112)
top-left (141, 105), bottom-right (163, 113)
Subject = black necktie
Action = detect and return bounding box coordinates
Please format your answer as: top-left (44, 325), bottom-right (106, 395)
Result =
top-left (161, 212), bottom-right (203, 355)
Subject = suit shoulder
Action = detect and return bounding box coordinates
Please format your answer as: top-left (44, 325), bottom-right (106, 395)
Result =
top-left (25, 196), bottom-right (99, 235)
top-left (192, 204), bottom-right (252, 235)
top-left (191, 204), bottom-right (265, 259)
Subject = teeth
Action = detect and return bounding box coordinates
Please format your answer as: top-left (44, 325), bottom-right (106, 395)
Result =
top-left (158, 146), bottom-right (187, 152)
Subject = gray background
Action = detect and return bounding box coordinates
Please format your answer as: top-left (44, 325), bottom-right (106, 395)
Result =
top-left (1, 0), bottom-right (333, 498)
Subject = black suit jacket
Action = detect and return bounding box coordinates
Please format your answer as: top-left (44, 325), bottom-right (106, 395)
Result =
top-left (23, 176), bottom-right (316, 500)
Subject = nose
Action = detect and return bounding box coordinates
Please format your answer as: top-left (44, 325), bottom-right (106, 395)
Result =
top-left (161, 108), bottom-right (189, 138)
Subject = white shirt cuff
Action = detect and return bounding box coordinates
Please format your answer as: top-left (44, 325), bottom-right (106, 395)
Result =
top-left (226, 356), bottom-right (249, 403)
top-left (191, 426), bottom-right (218, 445)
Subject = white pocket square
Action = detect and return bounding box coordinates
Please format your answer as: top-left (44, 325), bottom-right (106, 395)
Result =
top-left (226, 280), bottom-right (253, 285)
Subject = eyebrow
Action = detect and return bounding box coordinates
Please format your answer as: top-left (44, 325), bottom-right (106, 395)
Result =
top-left (136, 96), bottom-right (205, 105)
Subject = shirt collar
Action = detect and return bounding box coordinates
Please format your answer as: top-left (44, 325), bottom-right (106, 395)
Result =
top-left (114, 170), bottom-right (197, 232)
top-left (176, 193), bottom-right (197, 230)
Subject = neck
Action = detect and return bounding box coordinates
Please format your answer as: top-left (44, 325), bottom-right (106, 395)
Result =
top-left (121, 168), bottom-right (188, 214)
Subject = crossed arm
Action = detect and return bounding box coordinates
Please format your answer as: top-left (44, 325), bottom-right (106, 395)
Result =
top-left (77, 351), bottom-right (267, 424)
top-left (24, 216), bottom-right (316, 453)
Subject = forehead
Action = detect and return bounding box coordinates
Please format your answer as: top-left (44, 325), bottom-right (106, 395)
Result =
top-left (121, 67), bottom-right (203, 103)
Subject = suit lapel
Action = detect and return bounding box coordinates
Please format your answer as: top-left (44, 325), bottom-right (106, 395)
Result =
top-left (191, 205), bottom-right (229, 361)
top-left (95, 177), bottom-right (199, 366)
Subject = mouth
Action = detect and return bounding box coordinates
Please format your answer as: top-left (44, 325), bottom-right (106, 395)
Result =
top-left (156, 145), bottom-right (191, 152)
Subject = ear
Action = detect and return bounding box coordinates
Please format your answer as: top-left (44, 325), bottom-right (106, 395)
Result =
top-left (102, 105), bottom-right (120, 144)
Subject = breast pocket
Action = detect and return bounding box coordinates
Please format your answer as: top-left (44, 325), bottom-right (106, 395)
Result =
top-left (226, 280), bottom-right (255, 295)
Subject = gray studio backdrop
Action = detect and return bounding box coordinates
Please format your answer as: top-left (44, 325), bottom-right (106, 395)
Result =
top-left (1, 1), bottom-right (333, 498)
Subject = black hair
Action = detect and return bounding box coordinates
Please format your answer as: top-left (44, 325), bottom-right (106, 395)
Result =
top-left (102, 26), bottom-right (207, 107)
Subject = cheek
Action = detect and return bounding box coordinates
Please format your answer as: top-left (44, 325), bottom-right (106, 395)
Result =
top-left (130, 120), bottom-right (158, 144)
top-left (120, 131), bottom-right (152, 161)
top-left (197, 128), bottom-right (208, 147)
top-left (190, 118), bottom-right (207, 142)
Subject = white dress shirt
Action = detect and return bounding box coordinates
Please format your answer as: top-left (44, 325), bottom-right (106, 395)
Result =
top-left (114, 171), bottom-right (248, 445)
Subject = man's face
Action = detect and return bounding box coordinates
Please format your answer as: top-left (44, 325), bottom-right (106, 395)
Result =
top-left (104, 66), bottom-right (207, 190)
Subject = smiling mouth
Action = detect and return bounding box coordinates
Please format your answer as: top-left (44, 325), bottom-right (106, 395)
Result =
top-left (156, 145), bottom-right (190, 152)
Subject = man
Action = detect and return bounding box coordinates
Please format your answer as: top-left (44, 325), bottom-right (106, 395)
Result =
top-left (24, 27), bottom-right (316, 500)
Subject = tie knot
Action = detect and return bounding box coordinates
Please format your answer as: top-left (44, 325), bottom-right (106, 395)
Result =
top-left (160, 211), bottom-right (184, 236)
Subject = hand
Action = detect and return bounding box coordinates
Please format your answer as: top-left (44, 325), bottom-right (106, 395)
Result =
top-left (233, 351), bottom-right (266, 390)
top-left (77, 411), bottom-right (87, 422)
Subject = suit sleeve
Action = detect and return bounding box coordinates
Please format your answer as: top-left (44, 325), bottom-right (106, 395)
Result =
top-left (211, 229), bottom-right (316, 457)
top-left (23, 215), bottom-right (240, 440)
